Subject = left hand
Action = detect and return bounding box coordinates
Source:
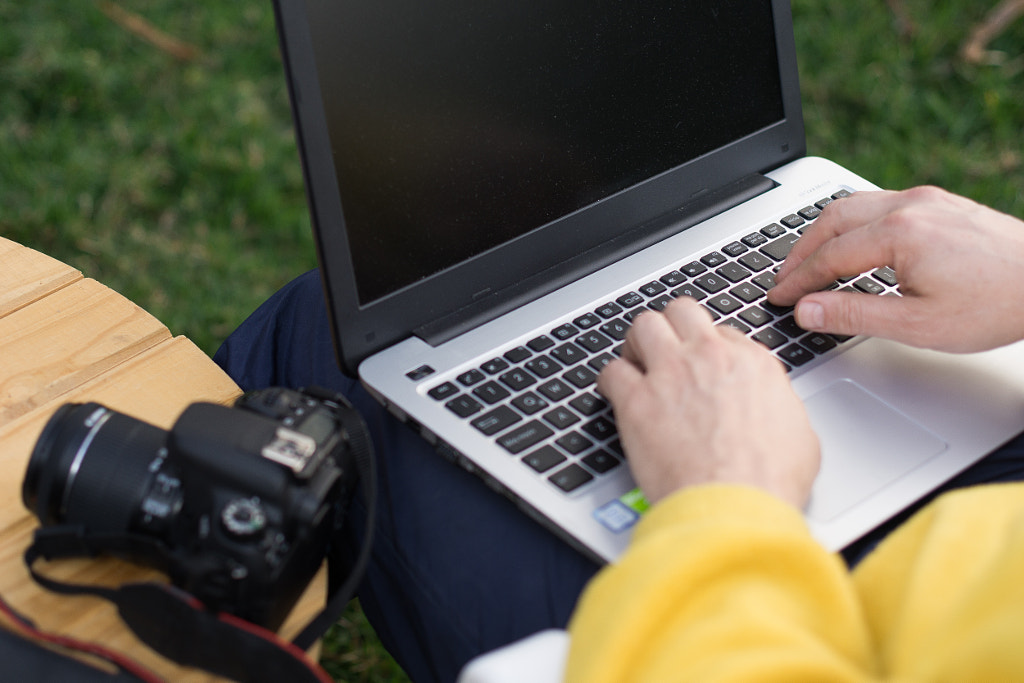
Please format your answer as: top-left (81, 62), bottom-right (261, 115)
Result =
top-left (597, 297), bottom-right (820, 508)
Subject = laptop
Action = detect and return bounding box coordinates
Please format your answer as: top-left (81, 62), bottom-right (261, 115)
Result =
top-left (271, 0), bottom-right (1024, 562)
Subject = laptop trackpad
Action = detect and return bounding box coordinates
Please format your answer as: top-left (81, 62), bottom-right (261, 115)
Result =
top-left (804, 379), bottom-right (948, 522)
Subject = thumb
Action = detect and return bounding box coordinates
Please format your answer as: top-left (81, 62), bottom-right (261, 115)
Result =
top-left (793, 291), bottom-right (905, 341)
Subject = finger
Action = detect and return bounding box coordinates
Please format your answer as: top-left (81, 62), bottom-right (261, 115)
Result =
top-left (768, 217), bottom-right (900, 307)
top-left (596, 354), bottom-right (644, 408)
top-left (619, 308), bottom-right (682, 374)
top-left (793, 289), bottom-right (916, 342)
top-left (660, 296), bottom-right (717, 342)
top-left (775, 189), bottom-right (901, 282)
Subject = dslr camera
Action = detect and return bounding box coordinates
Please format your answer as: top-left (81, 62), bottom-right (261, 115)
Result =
top-left (22, 387), bottom-right (366, 630)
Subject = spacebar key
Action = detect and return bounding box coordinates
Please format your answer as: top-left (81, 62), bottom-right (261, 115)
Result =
top-left (498, 421), bottom-right (555, 454)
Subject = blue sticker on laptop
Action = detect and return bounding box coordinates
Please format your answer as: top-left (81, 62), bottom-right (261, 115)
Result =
top-left (593, 488), bottom-right (650, 533)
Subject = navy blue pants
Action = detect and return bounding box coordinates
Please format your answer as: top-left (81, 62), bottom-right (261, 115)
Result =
top-left (214, 270), bottom-right (1024, 683)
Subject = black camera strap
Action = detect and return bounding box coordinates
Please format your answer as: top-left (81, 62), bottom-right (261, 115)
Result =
top-left (21, 396), bottom-right (379, 682)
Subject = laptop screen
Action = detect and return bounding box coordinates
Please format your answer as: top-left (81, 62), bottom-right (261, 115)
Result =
top-left (303, 1), bottom-right (785, 305)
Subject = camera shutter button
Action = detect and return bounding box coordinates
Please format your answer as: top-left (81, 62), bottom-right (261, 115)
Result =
top-left (221, 497), bottom-right (267, 539)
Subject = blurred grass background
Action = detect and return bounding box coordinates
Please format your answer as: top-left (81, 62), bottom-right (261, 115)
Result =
top-left (1, 1), bottom-right (1021, 681)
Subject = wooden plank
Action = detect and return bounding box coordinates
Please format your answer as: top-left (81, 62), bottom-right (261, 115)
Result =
top-left (0, 237), bottom-right (82, 318)
top-left (0, 278), bottom-right (172, 427)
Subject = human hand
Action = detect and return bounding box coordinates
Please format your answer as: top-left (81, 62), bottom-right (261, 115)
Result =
top-left (596, 298), bottom-right (820, 508)
top-left (768, 186), bottom-right (1024, 352)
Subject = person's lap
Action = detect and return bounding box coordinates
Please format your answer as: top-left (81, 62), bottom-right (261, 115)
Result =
top-left (214, 270), bottom-right (1024, 682)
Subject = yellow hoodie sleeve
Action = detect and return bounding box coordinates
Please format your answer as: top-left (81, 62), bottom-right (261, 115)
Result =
top-left (566, 484), bottom-right (876, 683)
top-left (566, 482), bottom-right (1024, 682)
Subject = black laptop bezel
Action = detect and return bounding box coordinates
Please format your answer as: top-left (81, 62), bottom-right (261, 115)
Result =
top-left (272, 0), bottom-right (806, 376)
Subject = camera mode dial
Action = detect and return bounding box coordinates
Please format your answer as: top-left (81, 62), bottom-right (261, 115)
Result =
top-left (221, 497), bottom-right (267, 539)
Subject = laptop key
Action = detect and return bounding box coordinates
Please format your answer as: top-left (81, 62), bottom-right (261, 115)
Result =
top-left (427, 382), bottom-right (458, 400)
top-left (599, 318), bottom-right (630, 341)
top-left (556, 431), bottom-right (593, 455)
top-left (511, 391), bottom-right (548, 415)
top-left (526, 355), bottom-right (561, 378)
top-left (551, 323), bottom-right (578, 341)
top-left (582, 416), bottom-right (616, 441)
top-left (647, 294), bottom-right (673, 311)
top-left (503, 346), bottom-right (532, 363)
top-left (659, 270), bottom-right (687, 287)
top-left (680, 260), bottom-right (708, 277)
top-left (473, 381), bottom-right (510, 404)
top-left (693, 273), bottom-right (729, 293)
top-left (573, 312), bottom-right (602, 329)
top-left (718, 318), bottom-right (751, 334)
top-left (854, 277), bottom-right (886, 295)
top-left (583, 449), bottom-right (621, 474)
top-left (481, 357), bottom-right (510, 374)
top-left (721, 241), bottom-right (747, 257)
top-left (551, 342), bottom-right (586, 366)
top-left (457, 369), bottom-right (485, 386)
top-left (741, 232), bottom-right (769, 248)
top-left (760, 233), bottom-right (801, 261)
top-left (872, 266), bottom-right (898, 287)
top-left (800, 332), bottom-right (838, 354)
top-left (639, 280), bottom-right (668, 297)
top-left (498, 421), bottom-right (554, 454)
top-left (576, 330), bottom-right (613, 353)
top-left (615, 291), bottom-right (644, 308)
top-left (738, 251), bottom-right (774, 272)
top-left (543, 406), bottom-right (580, 429)
top-left (527, 335), bottom-right (555, 352)
top-left (716, 262), bottom-right (752, 283)
top-left (570, 392), bottom-right (607, 416)
top-left (595, 301), bottom-right (624, 318)
top-left (738, 306), bottom-right (773, 328)
top-left (752, 328), bottom-right (787, 350)
top-left (780, 213), bottom-right (805, 229)
top-left (522, 446), bottom-right (566, 473)
top-left (730, 282), bottom-right (764, 304)
top-left (672, 284), bottom-right (708, 301)
top-left (472, 405), bottom-right (522, 436)
top-left (446, 394), bottom-right (483, 418)
top-left (778, 343), bottom-right (815, 367)
top-left (538, 378), bottom-right (575, 402)
top-left (700, 251), bottom-right (727, 267)
top-left (707, 293), bottom-right (743, 315)
top-left (564, 365), bottom-right (597, 389)
top-left (499, 368), bottom-right (537, 391)
top-left (549, 464), bottom-right (594, 493)
top-left (752, 271), bottom-right (776, 291)
top-left (774, 315), bottom-right (807, 338)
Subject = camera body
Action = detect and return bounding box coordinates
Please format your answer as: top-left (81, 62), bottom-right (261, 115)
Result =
top-left (22, 387), bottom-right (362, 630)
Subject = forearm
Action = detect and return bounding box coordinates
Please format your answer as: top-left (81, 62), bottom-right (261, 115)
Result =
top-left (566, 485), bottom-right (876, 682)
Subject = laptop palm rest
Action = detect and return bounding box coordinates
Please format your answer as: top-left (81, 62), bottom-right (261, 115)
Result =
top-left (804, 379), bottom-right (948, 522)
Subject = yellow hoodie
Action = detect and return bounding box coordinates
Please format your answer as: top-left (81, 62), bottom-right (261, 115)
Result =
top-left (567, 482), bottom-right (1024, 681)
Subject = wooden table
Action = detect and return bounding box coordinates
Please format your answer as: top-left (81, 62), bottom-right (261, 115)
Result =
top-left (0, 237), bottom-right (325, 680)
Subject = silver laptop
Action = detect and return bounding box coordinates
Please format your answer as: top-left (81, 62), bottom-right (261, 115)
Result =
top-left (272, 0), bottom-right (1024, 562)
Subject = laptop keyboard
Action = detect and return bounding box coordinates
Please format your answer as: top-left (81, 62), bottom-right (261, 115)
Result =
top-left (426, 190), bottom-right (901, 495)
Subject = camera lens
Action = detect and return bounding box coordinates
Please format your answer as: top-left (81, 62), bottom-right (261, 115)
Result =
top-left (23, 403), bottom-right (171, 534)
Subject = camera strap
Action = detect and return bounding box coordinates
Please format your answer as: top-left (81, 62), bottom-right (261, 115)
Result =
top-left (21, 396), bottom-right (379, 682)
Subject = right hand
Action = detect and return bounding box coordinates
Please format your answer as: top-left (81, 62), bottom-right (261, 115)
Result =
top-left (768, 186), bottom-right (1024, 353)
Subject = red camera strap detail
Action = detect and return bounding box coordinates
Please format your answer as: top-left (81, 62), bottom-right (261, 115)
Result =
top-left (24, 542), bottom-right (331, 683)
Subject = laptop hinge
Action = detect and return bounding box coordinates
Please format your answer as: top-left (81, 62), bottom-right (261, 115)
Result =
top-left (416, 172), bottom-right (777, 346)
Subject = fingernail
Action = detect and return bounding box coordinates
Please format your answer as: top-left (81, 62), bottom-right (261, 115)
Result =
top-left (798, 301), bottom-right (824, 329)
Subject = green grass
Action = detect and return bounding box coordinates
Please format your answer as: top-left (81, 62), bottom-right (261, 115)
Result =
top-left (2, 2), bottom-right (1022, 681)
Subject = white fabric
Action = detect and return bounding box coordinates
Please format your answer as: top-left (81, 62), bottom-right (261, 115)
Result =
top-left (456, 629), bottom-right (570, 683)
